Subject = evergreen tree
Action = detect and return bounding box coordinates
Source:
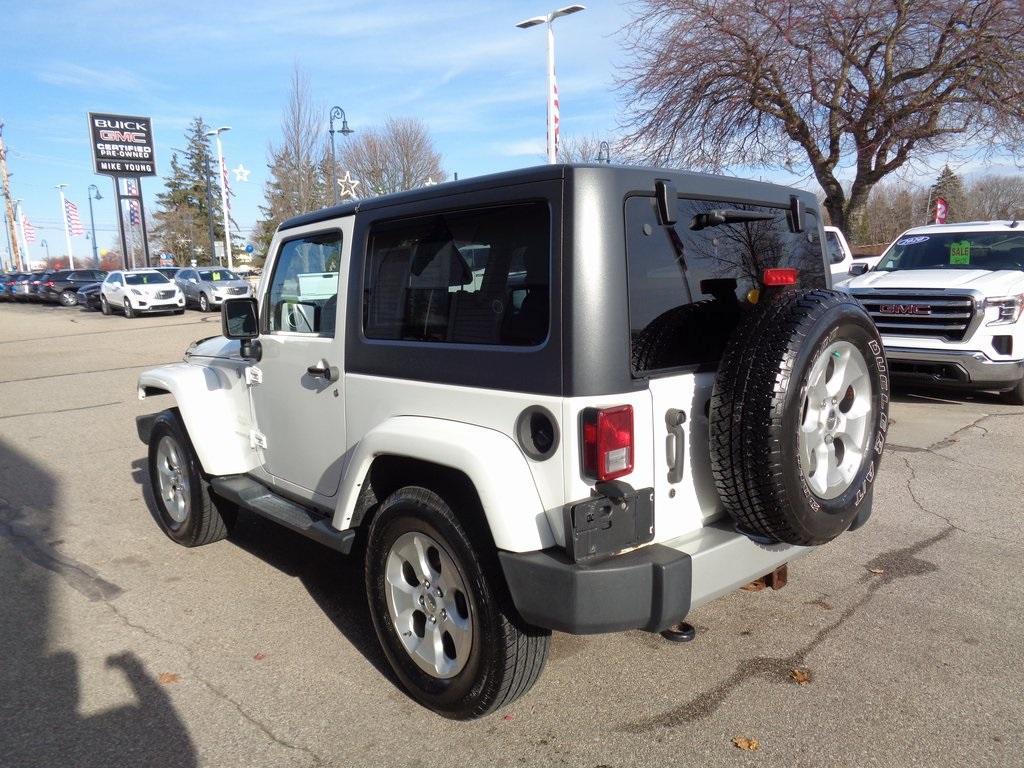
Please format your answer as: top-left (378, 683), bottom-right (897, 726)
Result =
top-left (930, 164), bottom-right (965, 223)
top-left (152, 117), bottom-right (227, 265)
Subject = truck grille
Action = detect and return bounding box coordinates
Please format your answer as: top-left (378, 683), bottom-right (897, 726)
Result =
top-left (851, 290), bottom-right (976, 341)
top-left (229, 286), bottom-right (247, 295)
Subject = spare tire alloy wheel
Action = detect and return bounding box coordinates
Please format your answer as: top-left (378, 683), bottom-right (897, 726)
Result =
top-left (710, 289), bottom-right (889, 546)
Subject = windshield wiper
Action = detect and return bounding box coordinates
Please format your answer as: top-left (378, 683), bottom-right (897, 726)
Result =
top-left (689, 209), bottom-right (777, 231)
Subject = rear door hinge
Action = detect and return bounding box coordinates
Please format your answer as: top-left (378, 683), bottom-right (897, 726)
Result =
top-left (245, 366), bottom-right (263, 386)
top-left (249, 429), bottom-right (268, 450)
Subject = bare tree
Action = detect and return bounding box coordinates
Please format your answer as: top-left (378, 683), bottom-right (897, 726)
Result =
top-left (962, 175), bottom-right (1024, 221)
top-left (340, 118), bottom-right (444, 196)
top-left (621, 0), bottom-right (1024, 236)
top-left (557, 135), bottom-right (615, 163)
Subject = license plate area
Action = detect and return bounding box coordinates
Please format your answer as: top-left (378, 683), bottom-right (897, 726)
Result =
top-left (562, 487), bottom-right (655, 562)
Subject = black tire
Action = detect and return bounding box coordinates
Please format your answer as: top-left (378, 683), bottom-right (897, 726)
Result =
top-left (147, 409), bottom-right (236, 547)
top-left (710, 289), bottom-right (889, 546)
top-left (123, 299), bottom-right (135, 319)
top-left (1002, 380), bottom-right (1024, 406)
top-left (60, 290), bottom-right (78, 307)
top-left (366, 487), bottom-right (549, 719)
top-left (199, 293), bottom-right (210, 312)
top-left (100, 294), bottom-right (111, 315)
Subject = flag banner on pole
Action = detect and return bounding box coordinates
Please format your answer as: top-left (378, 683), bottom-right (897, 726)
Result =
top-left (129, 199), bottom-right (141, 226)
top-left (552, 80), bottom-right (560, 158)
top-left (23, 214), bottom-right (36, 243)
top-left (934, 197), bottom-right (948, 224)
top-left (64, 199), bottom-right (85, 236)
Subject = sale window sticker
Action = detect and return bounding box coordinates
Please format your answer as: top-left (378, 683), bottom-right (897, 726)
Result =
top-left (949, 240), bottom-right (972, 265)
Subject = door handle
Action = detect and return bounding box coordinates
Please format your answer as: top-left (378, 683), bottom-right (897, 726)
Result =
top-left (306, 361), bottom-right (340, 382)
top-left (666, 408), bottom-right (686, 484)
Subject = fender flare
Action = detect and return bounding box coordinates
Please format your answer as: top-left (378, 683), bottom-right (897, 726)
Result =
top-left (335, 416), bottom-right (555, 553)
top-left (138, 363), bottom-right (258, 477)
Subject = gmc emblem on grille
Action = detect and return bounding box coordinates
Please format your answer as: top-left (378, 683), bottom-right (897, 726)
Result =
top-left (878, 304), bottom-right (931, 315)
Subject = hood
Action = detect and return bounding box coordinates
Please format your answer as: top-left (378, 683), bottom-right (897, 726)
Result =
top-left (846, 269), bottom-right (1024, 294)
top-left (208, 280), bottom-right (250, 290)
top-left (185, 335), bottom-right (240, 361)
top-left (131, 281), bottom-right (179, 295)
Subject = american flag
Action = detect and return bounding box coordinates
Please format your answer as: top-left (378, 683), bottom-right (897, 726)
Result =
top-left (552, 80), bottom-right (560, 157)
top-left (64, 199), bottom-right (85, 236)
top-left (22, 213), bottom-right (36, 244)
top-left (127, 180), bottom-right (141, 226)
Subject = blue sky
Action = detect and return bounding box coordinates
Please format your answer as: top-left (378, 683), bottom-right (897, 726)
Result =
top-left (2, 0), bottom-right (640, 263)
top-left (3, 1), bottom-right (1019, 266)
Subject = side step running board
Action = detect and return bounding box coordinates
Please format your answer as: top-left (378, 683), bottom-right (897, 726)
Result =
top-left (210, 475), bottom-right (356, 554)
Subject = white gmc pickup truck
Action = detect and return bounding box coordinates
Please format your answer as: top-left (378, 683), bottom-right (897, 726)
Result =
top-left (844, 221), bottom-right (1024, 403)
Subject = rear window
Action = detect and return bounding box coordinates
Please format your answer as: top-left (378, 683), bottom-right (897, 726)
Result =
top-left (363, 202), bottom-right (550, 346)
top-left (626, 196), bottom-right (825, 374)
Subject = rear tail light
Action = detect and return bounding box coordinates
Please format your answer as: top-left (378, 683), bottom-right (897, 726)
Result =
top-left (581, 405), bottom-right (634, 482)
top-left (44, 281), bottom-right (55, 287)
top-left (763, 267), bottom-right (798, 286)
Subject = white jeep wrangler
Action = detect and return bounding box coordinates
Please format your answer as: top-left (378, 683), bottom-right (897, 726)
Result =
top-left (136, 165), bottom-right (888, 719)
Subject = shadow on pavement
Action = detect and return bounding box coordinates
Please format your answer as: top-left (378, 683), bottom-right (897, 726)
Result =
top-left (1, 439), bottom-right (197, 768)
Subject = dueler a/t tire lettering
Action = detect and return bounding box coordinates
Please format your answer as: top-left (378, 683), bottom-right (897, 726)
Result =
top-left (710, 289), bottom-right (889, 546)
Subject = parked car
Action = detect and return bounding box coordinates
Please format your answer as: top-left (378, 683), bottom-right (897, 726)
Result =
top-left (136, 165), bottom-right (888, 718)
top-left (40, 269), bottom-right (108, 306)
top-left (76, 282), bottom-right (103, 311)
top-left (0, 273), bottom-right (22, 300)
top-left (844, 220), bottom-right (1024, 403)
top-left (175, 267), bottom-right (252, 312)
top-left (12, 272), bottom-right (44, 301)
top-left (100, 269), bottom-right (185, 317)
top-left (29, 271), bottom-right (57, 301)
top-left (153, 266), bottom-right (182, 280)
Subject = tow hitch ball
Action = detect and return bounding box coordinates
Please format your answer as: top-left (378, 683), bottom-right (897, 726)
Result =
top-left (659, 564), bottom-right (789, 644)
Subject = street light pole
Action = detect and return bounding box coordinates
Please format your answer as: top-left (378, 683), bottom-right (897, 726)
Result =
top-left (516, 5), bottom-right (585, 164)
top-left (87, 184), bottom-right (102, 267)
top-left (41, 239), bottom-right (49, 261)
top-left (328, 106), bottom-right (354, 207)
top-left (55, 183), bottom-right (75, 269)
top-left (206, 127), bottom-right (233, 269)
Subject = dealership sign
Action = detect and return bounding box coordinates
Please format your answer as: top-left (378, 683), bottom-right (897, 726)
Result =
top-left (88, 112), bottom-right (156, 177)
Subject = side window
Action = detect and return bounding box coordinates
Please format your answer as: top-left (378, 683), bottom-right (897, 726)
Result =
top-left (363, 202), bottom-right (550, 346)
top-left (266, 231), bottom-right (342, 336)
top-left (626, 196), bottom-right (824, 374)
top-left (825, 231), bottom-right (845, 264)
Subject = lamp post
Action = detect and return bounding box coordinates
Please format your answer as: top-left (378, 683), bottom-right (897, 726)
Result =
top-left (598, 141), bottom-right (611, 164)
top-left (328, 107), bottom-right (354, 207)
top-left (206, 127), bottom-right (233, 269)
top-left (41, 239), bottom-right (49, 261)
top-left (87, 184), bottom-right (102, 267)
top-left (516, 5), bottom-right (585, 164)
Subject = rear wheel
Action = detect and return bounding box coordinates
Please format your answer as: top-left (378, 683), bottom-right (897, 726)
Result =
top-left (366, 487), bottom-right (549, 719)
top-left (710, 289), bottom-right (888, 545)
top-left (60, 290), bottom-right (78, 307)
top-left (147, 409), bottom-right (236, 547)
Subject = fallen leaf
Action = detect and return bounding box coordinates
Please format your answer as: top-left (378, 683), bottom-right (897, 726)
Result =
top-left (732, 736), bottom-right (760, 751)
top-left (740, 580), bottom-right (766, 592)
top-left (868, 567), bottom-right (885, 574)
top-left (790, 667), bottom-right (812, 685)
top-left (158, 672), bottom-right (181, 684)
top-left (502, 714), bottom-right (515, 721)
top-left (253, 652), bottom-right (267, 661)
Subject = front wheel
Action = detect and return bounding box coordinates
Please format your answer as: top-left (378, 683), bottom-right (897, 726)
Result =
top-left (123, 299), bottom-right (135, 319)
top-left (100, 294), bottom-right (111, 315)
top-left (1002, 380), bottom-right (1024, 406)
top-left (199, 293), bottom-right (210, 312)
top-left (147, 409), bottom-right (236, 547)
top-left (366, 487), bottom-right (549, 719)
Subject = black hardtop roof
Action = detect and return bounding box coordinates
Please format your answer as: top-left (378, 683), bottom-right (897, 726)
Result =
top-left (278, 164), bottom-right (816, 232)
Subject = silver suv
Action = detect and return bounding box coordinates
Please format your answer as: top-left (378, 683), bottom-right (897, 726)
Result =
top-left (175, 267), bottom-right (252, 312)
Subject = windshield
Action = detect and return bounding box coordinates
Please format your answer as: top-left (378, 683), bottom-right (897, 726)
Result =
top-left (876, 231), bottom-right (1024, 272)
top-left (125, 272), bottom-right (170, 285)
top-left (198, 269), bottom-right (240, 281)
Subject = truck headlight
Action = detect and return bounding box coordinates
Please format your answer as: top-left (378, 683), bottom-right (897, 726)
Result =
top-left (985, 294), bottom-right (1024, 325)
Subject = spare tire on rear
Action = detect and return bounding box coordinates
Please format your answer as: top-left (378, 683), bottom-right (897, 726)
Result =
top-left (710, 289), bottom-right (888, 546)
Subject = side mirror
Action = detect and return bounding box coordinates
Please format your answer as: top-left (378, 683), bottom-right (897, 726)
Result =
top-left (848, 263), bottom-right (869, 277)
top-left (222, 298), bottom-right (261, 361)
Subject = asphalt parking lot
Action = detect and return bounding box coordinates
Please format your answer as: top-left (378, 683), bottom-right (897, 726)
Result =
top-left (1, 301), bottom-right (1021, 768)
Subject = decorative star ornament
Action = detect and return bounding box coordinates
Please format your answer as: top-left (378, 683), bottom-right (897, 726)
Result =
top-left (232, 164), bottom-right (251, 182)
top-left (338, 171), bottom-right (360, 200)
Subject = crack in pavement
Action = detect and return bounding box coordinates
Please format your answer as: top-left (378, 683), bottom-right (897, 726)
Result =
top-left (0, 401), bottom-right (124, 420)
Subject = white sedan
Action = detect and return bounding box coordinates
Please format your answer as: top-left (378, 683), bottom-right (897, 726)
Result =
top-left (100, 269), bottom-right (186, 318)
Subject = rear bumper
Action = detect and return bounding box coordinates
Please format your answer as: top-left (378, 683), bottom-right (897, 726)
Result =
top-left (886, 346), bottom-right (1024, 390)
top-left (499, 521), bottom-right (808, 634)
